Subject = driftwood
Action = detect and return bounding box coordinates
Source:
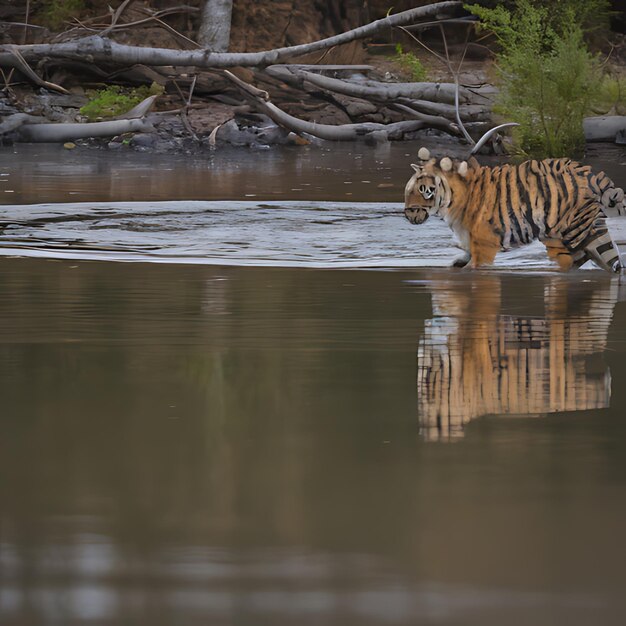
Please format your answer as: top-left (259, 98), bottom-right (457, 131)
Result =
top-left (277, 69), bottom-right (490, 121)
top-left (266, 66), bottom-right (476, 104)
top-left (583, 116), bottom-right (626, 143)
top-left (0, 95), bottom-right (157, 143)
top-left (0, 2), bottom-right (462, 72)
top-left (223, 70), bottom-right (456, 141)
top-left (17, 118), bottom-right (152, 142)
top-left (0, 113), bottom-right (42, 135)
top-left (395, 97), bottom-right (489, 122)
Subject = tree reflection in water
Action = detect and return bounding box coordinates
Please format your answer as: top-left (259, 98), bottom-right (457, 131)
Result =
top-left (417, 275), bottom-right (620, 441)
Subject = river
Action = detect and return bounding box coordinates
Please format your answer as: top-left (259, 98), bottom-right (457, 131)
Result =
top-left (1, 142), bottom-right (626, 625)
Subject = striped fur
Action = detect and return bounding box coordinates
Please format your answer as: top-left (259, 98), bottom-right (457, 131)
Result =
top-left (404, 150), bottom-right (623, 273)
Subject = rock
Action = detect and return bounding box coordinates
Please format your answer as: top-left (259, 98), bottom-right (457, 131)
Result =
top-left (130, 133), bottom-right (156, 148)
top-left (63, 142), bottom-right (76, 149)
top-left (256, 122), bottom-right (292, 145)
top-left (364, 130), bottom-right (389, 145)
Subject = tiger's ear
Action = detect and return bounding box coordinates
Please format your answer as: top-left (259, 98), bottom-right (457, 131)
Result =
top-left (417, 147), bottom-right (430, 161)
top-left (440, 157), bottom-right (452, 172)
top-left (410, 163), bottom-right (422, 173)
top-left (457, 161), bottom-right (468, 177)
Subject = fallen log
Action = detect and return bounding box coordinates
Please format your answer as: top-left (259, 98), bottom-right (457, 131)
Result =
top-left (0, 2), bottom-right (462, 71)
top-left (583, 116), bottom-right (626, 143)
top-left (17, 118), bottom-right (152, 142)
top-left (223, 70), bottom-right (456, 141)
top-left (266, 66), bottom-right (477, 105)
top-left (396, 97), bottom-right (490, 122)
top-left (0, 113), bottom-right (43, 136)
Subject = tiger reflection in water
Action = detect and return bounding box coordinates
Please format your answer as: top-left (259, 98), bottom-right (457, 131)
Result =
top-left (418, 275), bottom-right (620, 441)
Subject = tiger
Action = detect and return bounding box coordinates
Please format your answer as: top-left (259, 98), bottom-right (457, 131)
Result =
top-left (404, 147), bottom-right (624, 273)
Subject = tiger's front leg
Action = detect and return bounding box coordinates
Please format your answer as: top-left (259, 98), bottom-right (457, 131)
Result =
top-left (468, 224), bottom-right (500, 268)
top-left (452, 252), bottom-right (472, 268)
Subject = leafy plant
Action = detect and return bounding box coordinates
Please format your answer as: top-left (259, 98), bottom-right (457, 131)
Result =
top-left (466, 0), bottom-right (605, 157)
top-left (593, 75), bottom-right (626, 116)
top-left (394, 44), bottom-right (428, 82)
top-left (80, 85), bottom-right (161, 121)
top-left (37, 0), bottom-right (85, 31)
top-left (467, 0), bottom-right (610, 33)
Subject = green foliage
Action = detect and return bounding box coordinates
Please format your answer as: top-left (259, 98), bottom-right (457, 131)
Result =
top-left (394, 44), bottom-right (428, 82)
top-left (80, 84), bottom-right (161, 121)
top-left (37, 0), bottom-right (85, 31)
top-left (466, 0), bottom-right (605, 157)
top-left (593, 75), bottom-right (626, 116)
top-left (467, 0), bottom-right (610, 33)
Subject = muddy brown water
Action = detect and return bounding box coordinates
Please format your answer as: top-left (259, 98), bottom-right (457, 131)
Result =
top-left (1, 142), bottom-right (626, 625)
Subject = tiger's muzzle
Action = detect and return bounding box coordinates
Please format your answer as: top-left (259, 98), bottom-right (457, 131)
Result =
top-left (404, 206), bottom-right (430, 225)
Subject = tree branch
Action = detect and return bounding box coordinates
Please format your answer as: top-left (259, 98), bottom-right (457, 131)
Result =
top-left (0, 2), bottom-right (462, 70)
top-left (223, 70), bottom-right (456, 141)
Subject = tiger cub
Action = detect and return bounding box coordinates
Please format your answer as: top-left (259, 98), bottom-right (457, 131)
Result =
top-left (404, 147), bottom-right (623, 273)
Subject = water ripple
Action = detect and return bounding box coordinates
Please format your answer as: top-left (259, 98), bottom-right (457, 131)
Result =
top-left (1, 201), bottom-right (625, 269)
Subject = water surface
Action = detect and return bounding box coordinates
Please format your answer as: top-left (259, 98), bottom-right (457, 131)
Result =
top-left (1, 143), bottom-right (626, 625)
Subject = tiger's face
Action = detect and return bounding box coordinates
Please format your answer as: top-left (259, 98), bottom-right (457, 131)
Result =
top-left (404, 168), bottom-right (439, 224)
top-left (404, 148), bottom-right (470, 225)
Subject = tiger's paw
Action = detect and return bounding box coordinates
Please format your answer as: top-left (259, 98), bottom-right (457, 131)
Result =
top-left (452, 253), bottom-right (471, 268)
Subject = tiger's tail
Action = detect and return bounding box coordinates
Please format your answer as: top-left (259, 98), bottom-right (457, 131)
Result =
top-left (575, 216), bottom-right (623, 274)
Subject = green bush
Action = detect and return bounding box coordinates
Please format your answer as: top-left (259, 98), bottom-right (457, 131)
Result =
top-left (37, 0), bottom-right (85, 31)
top-left (394, 44), bottom-right (428, 82)
top-left (468, 0), bottom-right (610, 33)
top-left (593, 75), bottom-right (626, 116)
top-left (80, 85), bottom-right (157, 121)
top-left (466, 0), bottom-right (607, 157)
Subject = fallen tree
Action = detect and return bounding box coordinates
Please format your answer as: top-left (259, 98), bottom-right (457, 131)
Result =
top-left (583, 116), bottom-right (626, 143)
top-left (265, 66), bottom-right (488, 105)
top-left (0, 2), bottom-right (462, 72)
top-left (274, 68), bottom-right (492, 121)
top-left (17, 118), bottom-right (153, 142)
top-left (222, 70), bottom-right (458, 141)
top-left (0, 0), bottom-right (502, 149)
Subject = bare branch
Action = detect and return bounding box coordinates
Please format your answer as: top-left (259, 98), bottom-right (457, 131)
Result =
top-left (0, 2), bottom-right (462, 69)
top-left (223, 70), bottom-right (454, 142)
top-left (266, 66), bottom-right (480, 104)
top-left (100, 0), bottom-right (137, 38)
top-left (396, 23), bottom-right (474, 144)
top-left (470, 122), bottom-right (520, 154)
top-left (6, 47), bottom-right (69, 94)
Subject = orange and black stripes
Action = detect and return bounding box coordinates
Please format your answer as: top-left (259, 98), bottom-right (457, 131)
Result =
top-left (404, 152), bottom-right (624, 273)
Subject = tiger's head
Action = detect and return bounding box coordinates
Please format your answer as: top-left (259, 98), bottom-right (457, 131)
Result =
top-left (404, 147), bottom-right (472, 225)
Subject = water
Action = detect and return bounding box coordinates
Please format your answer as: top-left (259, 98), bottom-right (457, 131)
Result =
top-left (1, 143), bottom-right (626, 625)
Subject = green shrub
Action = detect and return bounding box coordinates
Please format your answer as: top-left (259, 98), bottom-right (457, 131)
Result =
top-left (80, 85), bottom-right (158, 121)
top-left (466, 0), bottom-right (606, 157)
top-left (37, 0), bottom-right (85, 31)
top-left (394, 44), bottom-right (428, 82)
top-left (593, 75), bottom-right (626, 116)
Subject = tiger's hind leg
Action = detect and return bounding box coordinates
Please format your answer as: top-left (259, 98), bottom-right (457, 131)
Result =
top-left (581, 219), bottom-right (622, 274)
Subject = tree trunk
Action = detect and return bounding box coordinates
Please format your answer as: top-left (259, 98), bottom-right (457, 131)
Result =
top-left (198, 0), bottom-right (233, 51)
